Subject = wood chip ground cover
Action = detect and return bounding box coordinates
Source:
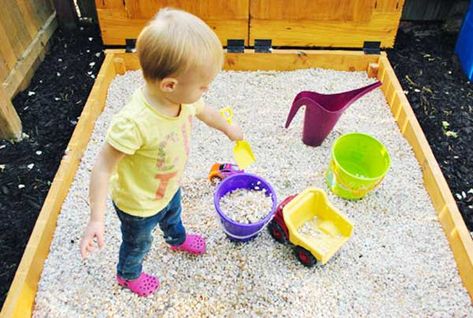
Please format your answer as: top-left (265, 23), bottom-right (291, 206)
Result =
top-left (33, 69), bottom-right (473, 317)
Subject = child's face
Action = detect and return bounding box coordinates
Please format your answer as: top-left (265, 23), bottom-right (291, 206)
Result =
top-left (166, 65), bottom-right (219, 105)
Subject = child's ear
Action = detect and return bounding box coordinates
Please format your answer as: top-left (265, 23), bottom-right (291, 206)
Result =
top-left (160, 78), bottom-right (178, 92)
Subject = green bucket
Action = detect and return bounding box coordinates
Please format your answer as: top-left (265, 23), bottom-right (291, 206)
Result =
top-left (326, 133), bottom-right (391, 200)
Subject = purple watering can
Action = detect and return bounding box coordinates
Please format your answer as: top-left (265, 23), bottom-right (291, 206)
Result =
top-left (285, 81), bottom-right (382, 147)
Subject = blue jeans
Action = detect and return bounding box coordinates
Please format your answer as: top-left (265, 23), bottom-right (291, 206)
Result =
top-left (114, 189), bottom-right (186, 280)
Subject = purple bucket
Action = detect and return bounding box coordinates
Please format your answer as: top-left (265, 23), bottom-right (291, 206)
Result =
top-left (213, 173), bottom-right (278, 242)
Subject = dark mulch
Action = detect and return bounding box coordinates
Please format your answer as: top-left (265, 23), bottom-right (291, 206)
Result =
top-left (0, 24), bottom-right (104, 307)
top-left (0, 21), bottom-right (472, 309)
top-left (387, 22), bottom-right (473, 230)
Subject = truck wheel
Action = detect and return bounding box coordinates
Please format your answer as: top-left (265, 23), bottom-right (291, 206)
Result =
top-left (210, 176), bottom-right (222, 185)
top-left (294, 246), bottom-right (317, 267)
top-left (268, 220), bottom-right (287, 243)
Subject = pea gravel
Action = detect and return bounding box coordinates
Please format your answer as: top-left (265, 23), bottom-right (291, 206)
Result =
top-left (219, 189), bottom-right (273, 224)
top-left (298, 217), bottom-right (329, 240)
top-left (33, 68), bottom-right (473, 317)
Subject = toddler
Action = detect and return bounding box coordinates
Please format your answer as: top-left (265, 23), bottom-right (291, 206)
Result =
top-left (80, 8), bottom-right (243, 297)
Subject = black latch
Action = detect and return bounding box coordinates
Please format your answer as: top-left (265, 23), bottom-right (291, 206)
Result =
top-left (227, 39), bottom-right (245, 53)
top-left (254, 39), bottom-right (272, 53)
top-left (363, 41), bottom-right (381, 55)
top-left (125, 39), bottom-right (136, 53)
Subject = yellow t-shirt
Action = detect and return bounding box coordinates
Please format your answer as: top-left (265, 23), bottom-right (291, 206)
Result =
top-left (106, 88), bottom-right (204, 217)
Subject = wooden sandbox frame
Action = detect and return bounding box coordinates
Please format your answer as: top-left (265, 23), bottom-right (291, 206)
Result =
top-left (2, 49), bottom-right (472, 317)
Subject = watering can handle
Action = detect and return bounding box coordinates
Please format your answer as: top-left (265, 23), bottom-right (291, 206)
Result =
top-left (219, 106), bottom-right (234, 125)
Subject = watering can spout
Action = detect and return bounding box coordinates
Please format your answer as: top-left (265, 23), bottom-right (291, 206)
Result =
top-left (341, 81), bottom-right (382, 107)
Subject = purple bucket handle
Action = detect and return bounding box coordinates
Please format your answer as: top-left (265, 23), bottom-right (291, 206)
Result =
top-left (285, 81), bottom-right (382, 147)
top-left (218, 220), bottom-right (273, 240)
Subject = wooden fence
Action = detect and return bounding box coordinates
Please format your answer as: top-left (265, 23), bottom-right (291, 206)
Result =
top-left (95, 0), bottom-right (405, 47)
top-left (0, 0), bottom-right (57, 140)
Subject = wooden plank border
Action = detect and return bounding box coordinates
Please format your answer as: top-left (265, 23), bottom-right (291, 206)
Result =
top-left (108, 49), bottom-right (382, 72)
top-left (2, 50), bottom-right (472, 317)
top-left (377, 54), bottom-right (473, 302)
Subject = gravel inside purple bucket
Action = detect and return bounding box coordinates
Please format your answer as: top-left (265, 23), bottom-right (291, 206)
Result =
top-left (213, 173), bottom-right (278, 241)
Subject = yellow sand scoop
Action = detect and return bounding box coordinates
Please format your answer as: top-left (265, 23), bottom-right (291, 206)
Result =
top-left (219, 106), bottom-right (256, 170)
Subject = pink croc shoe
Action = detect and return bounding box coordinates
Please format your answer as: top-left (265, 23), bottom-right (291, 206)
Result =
top-left (170, 234), bottom-right (206, 255)
top-left (116, 272), bottom-right (160, 297)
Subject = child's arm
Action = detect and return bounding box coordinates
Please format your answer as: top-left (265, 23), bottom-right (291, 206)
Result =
top-left (196, 105), bottom-right (243, 141)
top-left (80, 143), bottom-right (125, 259)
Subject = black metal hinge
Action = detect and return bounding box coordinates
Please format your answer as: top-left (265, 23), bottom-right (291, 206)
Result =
top-left (363, 41), bottom-right (381, 55)
top-left (227, 39), bottom-right (245, 53)
top-left (254, 39), bottom-right (272, 53)
top-left (125, 39), bottom-right (136, 53)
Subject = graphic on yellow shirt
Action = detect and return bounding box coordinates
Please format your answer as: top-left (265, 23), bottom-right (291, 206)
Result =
top-left (155, 171), bottom-right (177, 200)
top-left (155, 131), bottom-right (180, 170)
top-left (106, 88), bottom-right (204, 217)
top-left (154, 131), bottom-right (180, 200)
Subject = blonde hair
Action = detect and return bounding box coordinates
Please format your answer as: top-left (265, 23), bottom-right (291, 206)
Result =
top-left (136, 8), bottom-right (224, 82)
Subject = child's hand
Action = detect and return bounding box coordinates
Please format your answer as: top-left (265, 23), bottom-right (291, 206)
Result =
top-left (80, 220), bottom-right (105, 259)
top-left (226, 124), bottom-right (244, 142)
